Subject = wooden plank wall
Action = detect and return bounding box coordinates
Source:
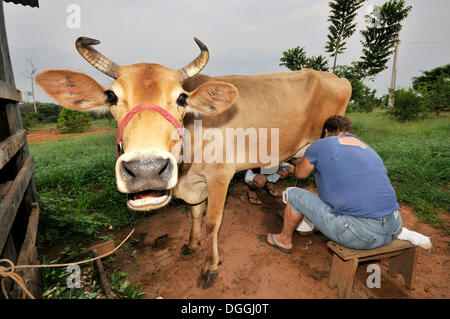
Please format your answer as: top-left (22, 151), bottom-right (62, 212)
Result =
top-left (0, 0), bottom-right (40, 298)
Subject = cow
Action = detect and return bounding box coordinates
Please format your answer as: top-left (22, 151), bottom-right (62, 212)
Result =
top-left (36, 37), bottom-right (352, 286)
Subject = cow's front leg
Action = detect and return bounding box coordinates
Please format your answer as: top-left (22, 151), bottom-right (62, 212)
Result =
top-left (183, 201), bottom-right (206, 255)
top-left (202, 173), bottom-right (232, 286)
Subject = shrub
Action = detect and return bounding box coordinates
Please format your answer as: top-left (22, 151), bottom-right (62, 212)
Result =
top-left (57, 108), bottom-right (92, 133)
top-left (387, 88), bottom-right (428, 121)
top-left (20, 102), bottom-right (62, 129)
top-left (418, 75), bottom-right (450, 116)
top-left (37, 102), bottom-right (62, 121)
top-left (22, 111), bottom-right (43, 129)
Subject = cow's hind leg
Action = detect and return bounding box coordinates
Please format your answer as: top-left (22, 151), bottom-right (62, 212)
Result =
top-left (202, 172), bottom-right (233, 287)
top-left (183, 201), bottom-right (206, 255)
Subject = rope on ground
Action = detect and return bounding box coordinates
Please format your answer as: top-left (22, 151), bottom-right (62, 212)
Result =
top-left (0, 228), bottom-right (135, 299)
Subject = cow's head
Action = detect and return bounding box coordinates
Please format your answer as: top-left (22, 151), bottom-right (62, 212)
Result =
top-left (36, 37), bottom-right (239, 211)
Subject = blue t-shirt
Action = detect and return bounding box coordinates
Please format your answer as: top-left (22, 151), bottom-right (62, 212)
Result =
top-left (305, 134), bottom-right (399, 218)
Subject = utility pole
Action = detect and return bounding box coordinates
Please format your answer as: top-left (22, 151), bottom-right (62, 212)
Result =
top-left (388, 39), bottom-right (400, 109)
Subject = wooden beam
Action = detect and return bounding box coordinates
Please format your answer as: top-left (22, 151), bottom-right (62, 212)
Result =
top-left (0, 79), bottom-right (21, 102)
top-left (11, 201), bottom-right (40, 298)
top-left (0, 234), bottom-right (18, 294)
top-left (0, 155), bottom-right (34, 253)
top-left (0, 129), bottom-right (25, 170)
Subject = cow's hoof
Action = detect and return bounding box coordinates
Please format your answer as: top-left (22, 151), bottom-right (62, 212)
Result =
top-left (182, 243), bottom-right (195, 255)
top-left (202, 270), bottom-right (218, 288)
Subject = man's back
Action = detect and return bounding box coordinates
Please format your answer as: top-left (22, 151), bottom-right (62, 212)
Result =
top-left (305, 134), bottom-right (399, 218)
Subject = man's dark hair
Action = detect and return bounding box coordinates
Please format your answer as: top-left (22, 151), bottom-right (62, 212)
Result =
top-left (321, 115), bottom-right (355, 138)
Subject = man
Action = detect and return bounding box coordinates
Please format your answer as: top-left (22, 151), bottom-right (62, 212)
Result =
top-left (245, 163), bottom-right (294, 205)
top-left (260, 115), bottom-right (403, 252)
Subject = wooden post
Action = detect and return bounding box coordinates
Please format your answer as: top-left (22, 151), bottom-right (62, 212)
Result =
top-left (0, 0), bottom-right (39, 298)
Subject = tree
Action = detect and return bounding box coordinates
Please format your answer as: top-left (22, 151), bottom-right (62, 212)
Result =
top-left (279, 46), bottom-right (308, 71)
top-left (418, 75), bottom-right (450, 116)
top-left (325, 0), bottom-right (366, 72)
top-left (335, 62), bottom-right (379, 112)
top-left (412, 64), bottom-right (450, 116)
top-left (412, 64), bottom-right (450, 91)
top-left (306, 55), bottom-right (329, 71)
top-left (57, 108), bottom-right (92, 133)
top-left (280, 46), bottom-right (329, 71)
top-left (23, 57), bottom-right (38, 112)
top-left (386, 88), bottom-right (428, 121)
top-left (357, 0), bottom-right (412, 80)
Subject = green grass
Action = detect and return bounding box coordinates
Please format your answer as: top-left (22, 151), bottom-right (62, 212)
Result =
top-left (30, 113), bottom-right (449, 248)
top-left (30, 132), bottom-right (140, 247)
top-left (348, 112), bottom-right (449, 228)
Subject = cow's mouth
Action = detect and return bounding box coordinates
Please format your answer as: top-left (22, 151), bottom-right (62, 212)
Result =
top-left (127, 189), bottom-right (172, 211)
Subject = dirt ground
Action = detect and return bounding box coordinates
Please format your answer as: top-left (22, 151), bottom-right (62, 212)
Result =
top-left (101, 182), bottom-right (449, 299)
top-left (32, 126), bottom-right (449, 299)
top-left (26, 125), bottom-right (115, 143)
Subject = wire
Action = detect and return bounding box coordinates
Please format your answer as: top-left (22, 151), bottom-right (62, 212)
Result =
top-left (402, 40), bottom-right (450, 45)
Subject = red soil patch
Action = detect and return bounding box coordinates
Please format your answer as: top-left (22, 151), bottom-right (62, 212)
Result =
top-left (100, 182), bottom-right (449, 299)
top-left (27, 125), bottom-right (115, 143)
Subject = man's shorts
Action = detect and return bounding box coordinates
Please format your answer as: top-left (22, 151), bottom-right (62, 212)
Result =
top-left (286, 187), bottom-right (403, 250)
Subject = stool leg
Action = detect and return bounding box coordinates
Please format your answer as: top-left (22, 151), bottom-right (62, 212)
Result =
top-left (388, 247), bottom-right (418, 289)
top-left (328, 254), bottom-right (358, 298)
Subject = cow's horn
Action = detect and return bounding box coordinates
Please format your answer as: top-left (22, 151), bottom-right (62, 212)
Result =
top-left (178, 37), bottom-right (209, 82)
top-left (76, 37), bottom-right (119, 79)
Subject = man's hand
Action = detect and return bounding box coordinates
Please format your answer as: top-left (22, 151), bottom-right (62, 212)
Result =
top-left (277, 164), bottom-right (294, 179)
top-left (293, 157), bottom-right (314, 179)
top-left (289, 157), bottom-right (304, 166)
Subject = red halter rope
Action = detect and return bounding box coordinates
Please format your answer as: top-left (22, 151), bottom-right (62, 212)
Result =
top-left (116, 104), bottom-right (184, 158)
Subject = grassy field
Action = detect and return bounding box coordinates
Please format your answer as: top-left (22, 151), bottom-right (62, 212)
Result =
top-left (348, 112), bottom-right (449, 228)
top-left (29, 113), bottom-right (450, 247)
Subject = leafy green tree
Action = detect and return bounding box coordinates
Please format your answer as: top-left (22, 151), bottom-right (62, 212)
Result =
top-left (412, 64), bottom-right (450, 116)
top-left (325, 0), bottom-right (366, 72)
top-left (279, 46), bottom-right (308, 71)
top-left (412, 64), bottom-right (450, 91)
top-left (57, 108), bottom-right (92, 133)
top-left (357, 0), bottom-right (412, 80)
top-left (335, 63), bottom-right (379, 112)
top-left (387, 88), bottom-right (428, 121)
top-left (280, 46), bottom-right (329, 71)
top-left (419, 75), bottom-right (450, 116)
top-left (306, 55), bottom-right (329, 71)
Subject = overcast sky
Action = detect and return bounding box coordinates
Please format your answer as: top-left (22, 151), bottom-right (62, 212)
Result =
top-left (4, 0), bottom-right (450, 103)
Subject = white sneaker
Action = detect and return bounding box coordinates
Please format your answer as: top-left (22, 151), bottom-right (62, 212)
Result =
top-left (397, 227), bottom-right (432, 250)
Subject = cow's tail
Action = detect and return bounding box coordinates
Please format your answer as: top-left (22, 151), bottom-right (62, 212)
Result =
top-left (397, 227), bottom-right (432, 250)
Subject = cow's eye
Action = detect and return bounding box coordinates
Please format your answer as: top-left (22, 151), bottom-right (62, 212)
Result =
top-left (176, 93), bottom-right (188, 107)
top-left (105, 90), bottom-right (118, 106)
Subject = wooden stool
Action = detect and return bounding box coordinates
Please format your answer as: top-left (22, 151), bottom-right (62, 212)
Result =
top-left (327, 239), bottom-right (418, 298)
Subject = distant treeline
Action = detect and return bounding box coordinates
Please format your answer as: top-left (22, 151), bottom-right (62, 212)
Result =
top-left (20, 102), bottom-right (112, 130)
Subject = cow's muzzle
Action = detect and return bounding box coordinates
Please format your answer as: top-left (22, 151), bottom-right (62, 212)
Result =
top-left (115, 150), bottom-right (177, 211)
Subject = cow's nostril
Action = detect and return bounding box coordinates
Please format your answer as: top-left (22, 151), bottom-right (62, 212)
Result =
top-left (118, 156), bottom-right (174, 193)
top-left (158, 159), bottom-right (170, 176)
top-left (121, 161), bottom-right (137, 178)
top-left (124, 165), bottom-right (135, 178)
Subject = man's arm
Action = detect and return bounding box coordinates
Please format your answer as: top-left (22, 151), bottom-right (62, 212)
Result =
top-left (293, 157), bottom-right (315, 179)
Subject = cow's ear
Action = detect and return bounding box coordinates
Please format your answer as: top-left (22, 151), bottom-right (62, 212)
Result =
top-left (186, 81), bottom-right (238, 116)
top-left (36, 69), bottom-right (108, 111)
